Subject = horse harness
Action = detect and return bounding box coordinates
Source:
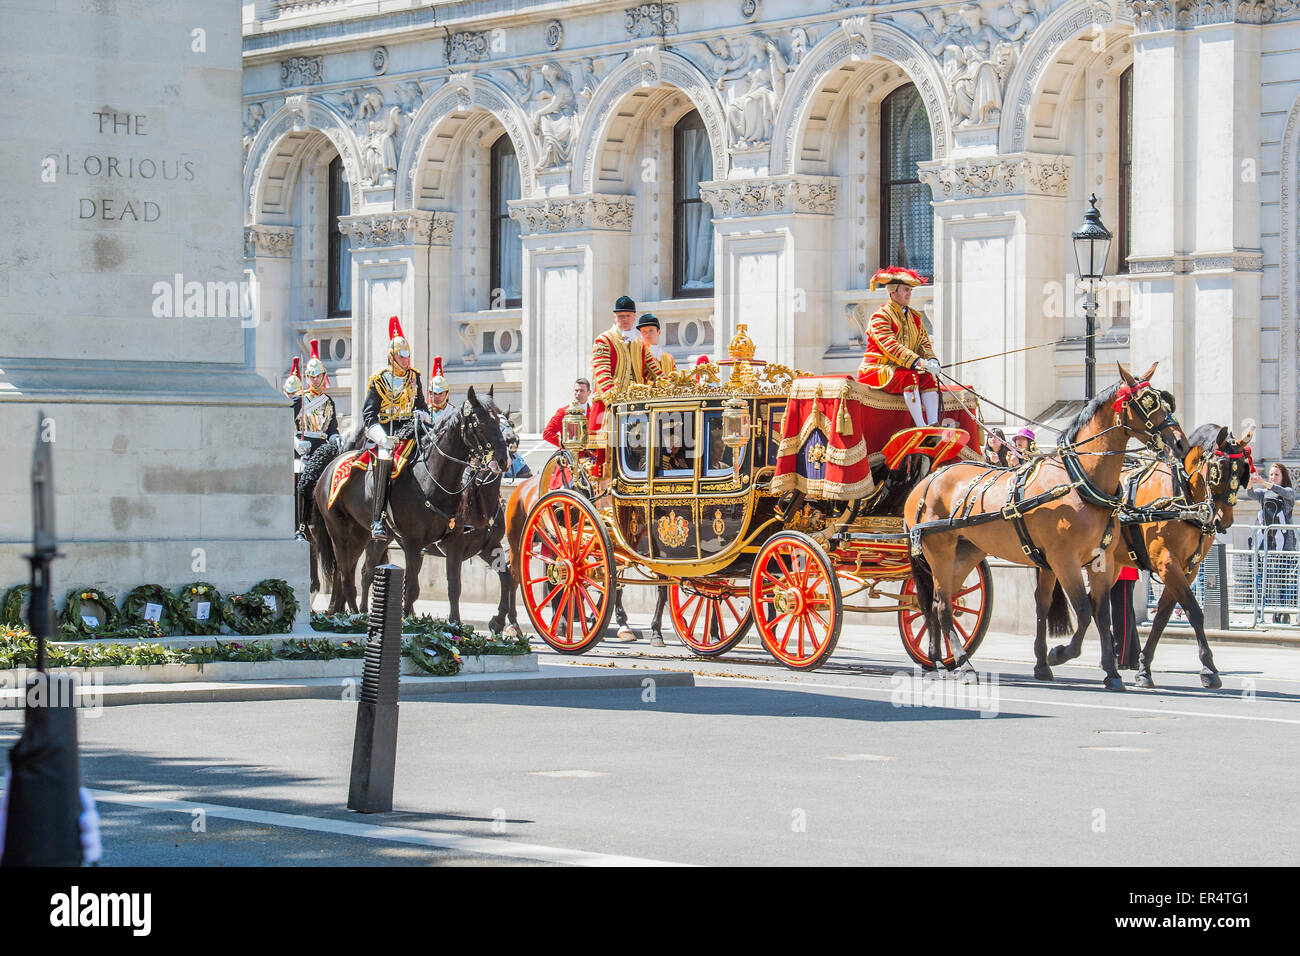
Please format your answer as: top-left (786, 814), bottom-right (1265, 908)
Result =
top-left (412, 403), bottom-right (502, 535)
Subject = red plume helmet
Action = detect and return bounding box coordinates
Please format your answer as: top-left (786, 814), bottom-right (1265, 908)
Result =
top-left (305, 338), bottom-right (329, 387)
top-left (290, 357), bottom-right (301, 377)
top-left (284, 356), bottom-right (303, 397)
top-left (432, 355), bottom-right (443, 377)
top-left (388, 316), bottom-right (404, 341)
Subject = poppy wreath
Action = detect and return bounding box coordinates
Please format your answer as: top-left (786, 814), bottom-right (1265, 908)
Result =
top-left (174, 582), bottom-right (224, 636)
top-left (245, 579), bottom-right (298, 633)
top-left (222, 590), bottom-right (276, 636)
top-left (119, 584), bottom-right (178, 635)
top-left (59, 587), bottom-right (120, 639)
top-left (2, 585), bottom-right (30, 627)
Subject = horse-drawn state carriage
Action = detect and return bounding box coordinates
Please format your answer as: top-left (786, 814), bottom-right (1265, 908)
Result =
top-left (515, 325), bottom-right (995, 671)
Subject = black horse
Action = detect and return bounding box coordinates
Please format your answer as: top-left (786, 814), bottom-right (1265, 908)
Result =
top-left (313, 386), bottom-right (512, 617)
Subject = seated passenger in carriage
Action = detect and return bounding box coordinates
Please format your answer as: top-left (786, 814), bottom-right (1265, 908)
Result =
top-left (857, 266), bottom-right (944, 429)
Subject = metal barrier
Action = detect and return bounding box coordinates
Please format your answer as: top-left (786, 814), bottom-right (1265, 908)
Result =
top-left (1145, 524), bottom-right (1300, 628)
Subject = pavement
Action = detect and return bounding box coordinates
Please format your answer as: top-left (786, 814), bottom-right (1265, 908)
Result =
top-left (2, 596), bottom-right (1295, 866)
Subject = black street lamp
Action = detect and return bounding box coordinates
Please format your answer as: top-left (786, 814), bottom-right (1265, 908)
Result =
top-left (1071, 194), bottom-right (1113, 400)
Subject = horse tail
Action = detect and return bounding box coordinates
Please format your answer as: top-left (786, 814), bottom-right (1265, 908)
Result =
top-left (1047, 580), bottom-right (1073, 638)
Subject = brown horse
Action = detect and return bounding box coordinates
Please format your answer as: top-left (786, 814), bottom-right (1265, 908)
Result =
top-left (903, 363), bottom-right (1189, 691)
top-left (312, 387), bottom-right (512, 617)
top-left (1100, 423), bottom-right (1252, 689)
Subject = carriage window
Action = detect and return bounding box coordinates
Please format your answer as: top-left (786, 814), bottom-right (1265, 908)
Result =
top-left (655, 410), bottom-right (695, 477)
top-left (619, 413), bottom-right (649, 479)
top-left (703, 410), bottom-right (745, 476)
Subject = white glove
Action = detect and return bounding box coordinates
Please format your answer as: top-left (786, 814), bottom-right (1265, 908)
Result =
top-left (924, 358), bottom-right (942, 377)
top-left (294, 438), bottom-right (311, 455)
top-left (365, 424), bottom-right (391, 448)
top-left (416, 410), bottom-right (432, 425)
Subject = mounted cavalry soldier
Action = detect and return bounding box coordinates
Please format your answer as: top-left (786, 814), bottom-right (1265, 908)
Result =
top-left (857, 266), bottom-right (944, 428)
top-left (588, 294), bottom-right (662, 477)
top-left (363, 316), bottom-right (431, 539)
top-left (291, 340), bottom-right (340, 540)
top-left (427, 355), bottom-right (451, 413)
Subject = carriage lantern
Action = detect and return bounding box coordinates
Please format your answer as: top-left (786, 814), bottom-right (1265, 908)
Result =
top-left (561, 402), bottom-right (589, 451)
top-left (722, 396), bottom-right (751, 449)
top-left (1071, 194), bottom-right (1112, 400)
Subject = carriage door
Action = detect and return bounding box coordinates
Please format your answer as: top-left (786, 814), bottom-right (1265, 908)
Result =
top-left (649, 407), bottom-right (699, 560)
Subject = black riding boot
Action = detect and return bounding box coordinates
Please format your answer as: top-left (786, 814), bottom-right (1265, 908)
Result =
top-left (371, 457), bottom-right (392, 539)
top-left (294, 487), bottom-right (306, 541)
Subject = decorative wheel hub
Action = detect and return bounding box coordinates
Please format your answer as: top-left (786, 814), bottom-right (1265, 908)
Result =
top-left (772, 587), bottom-right (804, 616)
top-left (547, 560), bottom-right (571, 587)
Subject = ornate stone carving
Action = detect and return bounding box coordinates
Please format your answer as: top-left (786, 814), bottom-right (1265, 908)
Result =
top-left (508, 194), bottom-right (635, 234)
top-left (545, 19), bottom-right (564, 51)
top-left (742, 0), bottom-right (760, 20)
top-left (334, 87), bottom-right (384, 124)
top-left (242, 102), bottom-right (266, 159)
top-left (1126, 0), bottom-right (1283, 28)
top-left (918, 153), bottom-right (1071, 198)
top-left (1282, 92), bottom-right (1300, 453)
top-left (503, 58), bottom-right (609, 169)
top-left (841, 16), bottom-right (872, 59)
top-left (393, 80), bottom-right (425, 115)
top-left (280, 56), bottom-right (323, 88)
top-left (450, 72), bottom-right (476, 111)
top-left (697, 175), bottom-right (839, 216)
top-left (244, 225), bottom-right (295, 259)
top-left (626, 3), bottom-right (679, 38)
top-left (890, 1), bottom-right (1048, 130)
top-left (445, 31), bottom-right (489, 65)
top-left (1192, 251), bottom-right (1265, 272)
top-left (371, 46), bottom-right (388, 75)
top-left (1011, 2), bottom-right (1111, 151)
top-left (683, 32), bottom-right (801, 148)
top-left (337, 211), bottom-right (455, 248)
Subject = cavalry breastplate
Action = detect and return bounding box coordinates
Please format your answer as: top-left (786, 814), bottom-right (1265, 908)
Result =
top-left (297, 390), bottom-right (333, 436)
top-left (372, 369), bottom-right (418, 425)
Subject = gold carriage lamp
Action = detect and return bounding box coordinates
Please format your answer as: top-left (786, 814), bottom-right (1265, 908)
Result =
top-left (722, 396), bottom-right (751, 448)
top-left (561, 402), bottom-right (590, 451)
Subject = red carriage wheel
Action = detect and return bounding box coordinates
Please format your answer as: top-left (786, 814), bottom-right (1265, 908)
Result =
top-left (519, 490), bottom-right (615, 654)
top-left (668, 582), bottom-right (752, 658)
top-left (898, 559), bottom-right (994, 670)
top-left (750, 532), bottom-right (843, 671)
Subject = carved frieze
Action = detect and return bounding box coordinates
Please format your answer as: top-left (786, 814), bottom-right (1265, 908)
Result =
top-left (337, 211), bottom-right (455, 248)
top-left (244, 225), bottom-right (295, 259)
top-left (1126, 0), bottom-right (1286, 29)
top-left (508, 194), bottom-right (635, 234)
top-left (445, 31), bottom-right (489, 65)
top-left (626, 3), bottom-right (679, 38)
top-left (280, 56), bottom-right (323, 88)
top-left (918, 153), bottom-right (1071, 199)
top-left (698, 175), bottom-right (839, 216)
top-left (680, 30), bottom-right (803, 148)
top-left (500, 57), bottom-right (609, 169)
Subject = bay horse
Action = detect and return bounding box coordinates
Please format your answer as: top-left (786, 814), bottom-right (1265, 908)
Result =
top-left (312, 386), bottom-right (512, 617)
top-left (1103, 423), bottom-right (1252, 689)
top-left (903, 363), bottom-right (1189, 691)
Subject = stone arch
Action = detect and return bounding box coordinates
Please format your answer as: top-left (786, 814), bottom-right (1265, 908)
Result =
top-left (396, 75), bottom-right (538, 209)
top-left (573, 49), bottom-right (728, 194)
top-left (771, 21), bottom-right (952, 175)
top-left (1280, 90), bottom-right (1300, 456)
top-left (1000, 0), bottom-right (1122, 154)
top-left (244, 97), bottom-right (364, 223)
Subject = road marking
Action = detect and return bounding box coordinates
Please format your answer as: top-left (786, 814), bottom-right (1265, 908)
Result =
top-left (1095, 730), bottom-right (1149, 735)
top-left (530, 770), bottom-right (609, 778)
top-left (1080, 746), bottom-right (1151, 752)
top-left (693, 674), bottom-right (1300, 725)
top-left (825, 753), bottom-right (895, 762)
top-left (86, 788), bottom-right (689, 867)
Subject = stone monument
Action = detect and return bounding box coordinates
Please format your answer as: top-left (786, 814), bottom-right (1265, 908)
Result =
top-left (0, 1), bottom-right (305, 618)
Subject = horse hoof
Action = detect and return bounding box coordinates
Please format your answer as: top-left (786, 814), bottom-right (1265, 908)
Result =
top-left (959, 667), bottom-right (979, 685)
top-left (1103, 676), bottom-right (1125, 692)
top-left (1033, 665), bottom-right (1054, 681)
top-left (1047, 646), bottom-right (1068, 666)
top-left (1201, 672), bottom-right (1223, 690)
top-left (1134, 673), bottom-right (1155, 689)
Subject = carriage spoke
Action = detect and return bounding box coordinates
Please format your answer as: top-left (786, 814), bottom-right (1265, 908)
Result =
top-left (780, 616), bottom-right (796, 652)
top-left (807, 606), bottom-right (828, 629)
top-left (687, 596), bottom-right (704, 636)
top-left (578, 583), bottom-right (602, 619)
top-left (565, 589), bottom-right (577, 642)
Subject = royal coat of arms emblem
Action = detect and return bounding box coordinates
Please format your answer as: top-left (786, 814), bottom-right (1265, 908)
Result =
top-left (656, 510), bottom-right (690, 548)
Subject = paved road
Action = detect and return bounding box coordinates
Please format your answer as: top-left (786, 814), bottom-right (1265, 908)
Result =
top-left (3, 613), bottom-right (1296, 866)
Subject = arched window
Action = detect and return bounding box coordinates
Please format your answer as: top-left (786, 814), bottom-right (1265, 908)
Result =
top-left (327, 155), bottom-right (351, 316)
top-left (490, 134), bottom-right (522, 308)
top-left (880, 85), bottom-right (933, 279)
top-left (673, 110), bottom-right (714, 298)
top-left (1118, 65), bottom-right (1133, 273)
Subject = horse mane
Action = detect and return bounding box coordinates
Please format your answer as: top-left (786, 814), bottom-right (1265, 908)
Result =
top-left (1064, 381), bottom-right (1123, 444)
top-left (1189, 422), bottom-right (1224, 453)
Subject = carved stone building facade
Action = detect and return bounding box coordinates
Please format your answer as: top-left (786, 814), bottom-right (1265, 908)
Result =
top-left (243, 0), bottom-right (1300, 461)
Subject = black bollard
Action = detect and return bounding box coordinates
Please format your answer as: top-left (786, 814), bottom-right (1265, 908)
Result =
top-left (347, 563), bottom-right (403, 813)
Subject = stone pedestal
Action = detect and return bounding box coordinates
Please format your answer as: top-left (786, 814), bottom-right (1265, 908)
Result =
top-left (0, 0), bottom-right (304, 614)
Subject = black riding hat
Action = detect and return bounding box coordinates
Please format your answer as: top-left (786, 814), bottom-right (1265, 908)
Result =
top-left (635, 312), bottom-right (660, 330)
top-left (614, 295), bottom-right (636, 313)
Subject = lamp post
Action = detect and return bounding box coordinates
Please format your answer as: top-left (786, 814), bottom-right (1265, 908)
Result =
top-left (1071, 193), bottom-right (1113, 400)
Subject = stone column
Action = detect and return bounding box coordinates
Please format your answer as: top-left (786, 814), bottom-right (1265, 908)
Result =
top-left (338, 210), bottom-right (455, 416)
top-left (1126, 1), bottom-right (1265, 440)
top-left (244, 225), bottom-right (296, 389)
top-left (919, 153), bottom-right (1073, 424)
top-left (509, 194), bottom-right (635, 432)
top-left (697, 175), bottom-right (839, 372)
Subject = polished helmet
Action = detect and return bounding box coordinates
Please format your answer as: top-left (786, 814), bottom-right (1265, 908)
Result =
top-left (305, 338), bottom-right (329, 386)
top-left (388, 316), bottom-right (410, 363)
top-left (283, 356), bottom-right (303, 397)
top-left (430, 355), bottom-right (449, 395)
